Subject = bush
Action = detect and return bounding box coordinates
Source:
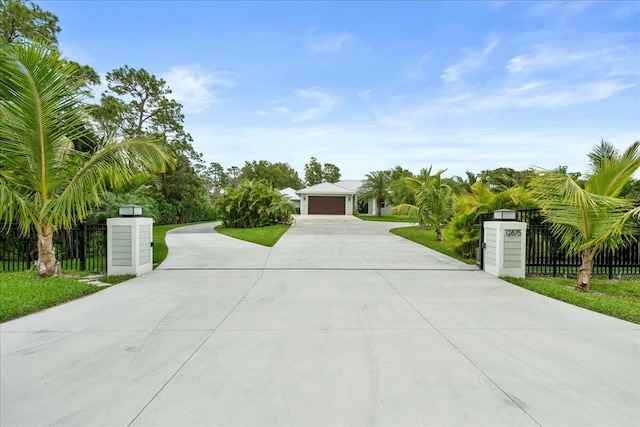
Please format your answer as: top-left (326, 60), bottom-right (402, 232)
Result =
top-left (215, 180), bottom-right (293, 228)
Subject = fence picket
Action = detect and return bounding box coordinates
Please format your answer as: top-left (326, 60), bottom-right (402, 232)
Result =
top-left (1, 224), bottom-right (108, 273)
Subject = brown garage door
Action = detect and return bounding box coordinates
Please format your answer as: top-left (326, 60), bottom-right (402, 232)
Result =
top-left (308, 196), bottom-right (346, 215)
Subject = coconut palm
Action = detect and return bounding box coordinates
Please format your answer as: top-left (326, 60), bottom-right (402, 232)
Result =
top-left (358, 170), bottom-right (391, 217)
top-left (394, 170), bottom-right (456, 240)
top-left (530, 141), bottom-right (640, 291)
top-left (445, 180), bottom-right (519, 258)
top-left (0, 42), bottom-right (174, 277)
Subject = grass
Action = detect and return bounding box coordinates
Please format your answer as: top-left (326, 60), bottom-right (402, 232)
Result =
top-left (356, 214), bottom-right (415, 222)
top-left (98, 274), bottom-right (135, 285)
top-left (0, 219), bottom-right (196, 322)
top-left (214, 224), bottom-right (290, 247)
top-left (390, 226), bottom-right (476, 265)
top-left (504, 276), bottom-right (640, 324)
top-left (0, 271), bottom-right (101, 322)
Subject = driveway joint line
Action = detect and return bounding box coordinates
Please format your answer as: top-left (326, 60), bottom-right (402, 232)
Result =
top-left (127, 247), bottom-right (274, 426)
top-left (159, 267), bottom-right (479, 271)
top-left (374, 268), bottom-right (543, 427)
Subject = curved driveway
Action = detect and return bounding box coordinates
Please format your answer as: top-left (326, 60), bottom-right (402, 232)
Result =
top-left (1, 215), bottom-right (638, 426)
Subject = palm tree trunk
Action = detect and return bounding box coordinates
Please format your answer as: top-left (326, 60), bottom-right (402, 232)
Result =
top-left (436, 226), bottom-right (443, 241)
top-left (36, 226), bottom-right (60, 277)
top-left (376, 199), bottom-right (382, 217)
top-left (576, 248), bottom-right (592, 291)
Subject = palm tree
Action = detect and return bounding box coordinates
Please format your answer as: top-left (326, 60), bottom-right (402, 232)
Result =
top-left (394, 170), bottom-right (456, 240)
top-left (530, 141), bottom-right (640, 291)
top-left (0, 42), bottom-right (174, 277)
top-left (358, 170), bottom-right (391, 217)
top-left (446, 180), bottom-right (519, 258)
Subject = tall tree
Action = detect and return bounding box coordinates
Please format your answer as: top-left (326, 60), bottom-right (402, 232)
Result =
top-left (0, 42), bottom-right (174, 277)
top-left (0, 0), bottom-right (99, 99)
top-left (395, 170), bottom-right (456, 240)
top-left (450, 170), bottom-right (478, 195)
top-left (203, 161), bottom-right (228, 198)
top-left (95, 65), bottom-right (199, 161)
top-left (240, 160), bottom-right (303, 189)
top-left (226, 165), bottom-right (242, 188)
top-left (322, 163), bottom-right (341, 183)
top-left (304, 156), bottom-right (324, 186)
top-left (0, 0), bottom-right (59, 46)
top-left (358, 170), bottom-right (391, 217)
top-left (530, 141), bottom-right (640, 291)
top-left (388, 165), bottom-right (415, 206)
top-left (479, 167), bottom-right (536, 192)
top-left (304, 156), bottom-right (341, 186)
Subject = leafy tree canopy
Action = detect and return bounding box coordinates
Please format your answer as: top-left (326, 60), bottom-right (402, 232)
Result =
top-left (358, 170), bottom-right (391, 217)
top-left (530, 140), bottom-right (640, 291)
top-left (0, 0), bottom-right (59, 46)
top-left (93, 65), bottom-right (200, 162)
top-left (240, 160), bottom-right (303, 190)
top-left (0, 42), bottom-right (174, 276)
top-left (304, 156), bottom-right (341, 186)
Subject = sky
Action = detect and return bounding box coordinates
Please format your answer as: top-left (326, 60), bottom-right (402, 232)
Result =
top-left (42, 0), bottom-right (640, 180)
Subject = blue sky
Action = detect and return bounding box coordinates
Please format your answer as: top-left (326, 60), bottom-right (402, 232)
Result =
top-left (44, 0), bottom-right (639, 179)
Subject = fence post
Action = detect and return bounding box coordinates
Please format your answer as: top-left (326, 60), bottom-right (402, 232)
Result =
top-left (80, 223), bottom-right (87, 271)
top-left (608, 250), bottom-right (613, 280)
top-left (551, 236), bottom-right (557, 278)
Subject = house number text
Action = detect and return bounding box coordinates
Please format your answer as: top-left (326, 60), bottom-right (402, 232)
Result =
top-left (505, 229), bottom-right (521, 237)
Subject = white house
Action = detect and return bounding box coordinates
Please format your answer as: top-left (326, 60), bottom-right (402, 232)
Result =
top-left (296, 180), bottom-right (393, 216)
top-left (279, 187), bottom-right (301, 213)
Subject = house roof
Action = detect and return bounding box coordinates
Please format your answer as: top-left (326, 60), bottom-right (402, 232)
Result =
top-left (279, 187), bottom-right (301, 201)
top-left (334, 180), bottom-right (365, 192)
top-left (296, 180), bottom-right (365, 195)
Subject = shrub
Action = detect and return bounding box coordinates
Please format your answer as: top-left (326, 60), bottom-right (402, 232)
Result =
top-left (215, 180), bottom-right (293, 228)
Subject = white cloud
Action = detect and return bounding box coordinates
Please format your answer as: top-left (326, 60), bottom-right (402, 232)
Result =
top-left (273, 89), bottom-right (338, 123)
top-left (507, 46), bottom-right (596, 74)
top-left (306, 29), bottom-right (353, 54)
top-left (411, 80), bottom-right (635, 118)
top-left (526, 1), bottom-right (595, 20)
top-left (188, 117), bottom-right (630, 180)
top-left (163, 65), bottom-right (236, 113)
top-left (358, 89), bottom-right (372, 102)
top-left (441, 39), bottom-right (499, 83)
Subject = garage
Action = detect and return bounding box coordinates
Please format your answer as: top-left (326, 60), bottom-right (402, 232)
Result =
top-left (308, 196), bottom-right (345, 215)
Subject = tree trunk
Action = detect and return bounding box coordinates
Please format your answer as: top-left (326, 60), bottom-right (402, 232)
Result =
top-left (436, 227), bottom-right (443, 241)
top-left (576, 248), bottom-right (592, 291)
top-left (36, 226), bottom-right (60, 278)
top-left (376, 199), bottom-right (382, 217)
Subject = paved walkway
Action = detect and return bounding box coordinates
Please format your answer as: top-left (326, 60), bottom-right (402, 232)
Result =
top-left (1, 216), bottom-right (638, 426)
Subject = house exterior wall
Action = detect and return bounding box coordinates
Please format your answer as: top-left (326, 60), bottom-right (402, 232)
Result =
top-left (367, 199), bottom-right (394, 216)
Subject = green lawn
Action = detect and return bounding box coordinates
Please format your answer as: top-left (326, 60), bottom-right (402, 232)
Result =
top-left (390, 226), bottom-right (476, 265)
top-left (0, 220), bottom-right (199, 322)
top-left (356, 214), bottom-right (415, 222)
top-left (0, 271), bottom-right (101, 322)
top-left (504, 276), bottom-right (640, 324)
top-left (214, 224), bottom-right (290, 247)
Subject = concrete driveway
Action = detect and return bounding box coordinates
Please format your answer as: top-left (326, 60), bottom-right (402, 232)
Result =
top-left (1, 215), bottom-right (638, 426)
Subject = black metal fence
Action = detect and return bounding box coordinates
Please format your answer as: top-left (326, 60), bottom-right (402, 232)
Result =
top-left (0, 224), bottom-right (108, 273)
top-left (484, 209), bottom-right (640, 278)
